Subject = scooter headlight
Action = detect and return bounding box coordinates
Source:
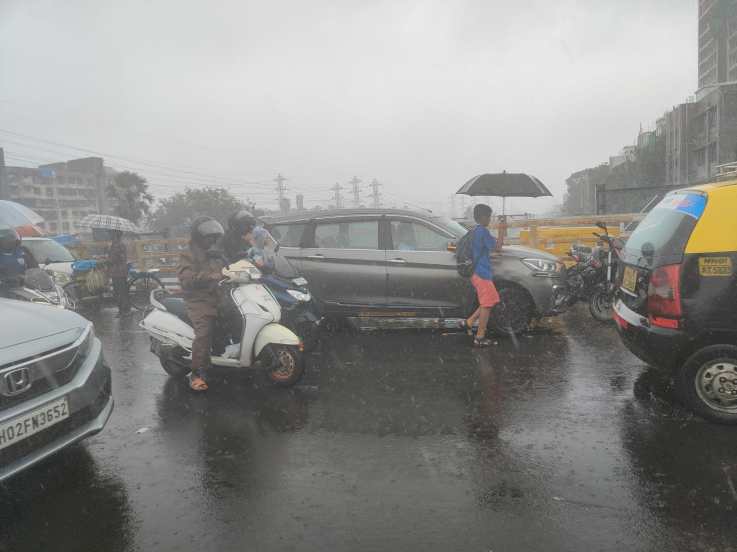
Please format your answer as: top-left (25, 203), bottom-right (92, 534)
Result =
top-left (287, 289), bottom-right (312, 302)
top-left (292, 277), bottom-right (308, 287)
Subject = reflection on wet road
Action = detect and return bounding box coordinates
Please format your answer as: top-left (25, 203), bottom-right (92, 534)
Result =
top-left (2, 306), bottom-right (736, 551)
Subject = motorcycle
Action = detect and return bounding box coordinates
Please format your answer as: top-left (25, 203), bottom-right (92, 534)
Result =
top-left (260, 271), bottom-right (322, 352)
top-left (230, 228), bottom-right (322, 352)
top-left (139, 259), bottom-right (305, 387)
top-left (564, 222), bottom-right (623, 322)
top-left (0, 268), bottom-right (75, 309)
top-left (589, 222), bottom-right (623, 323)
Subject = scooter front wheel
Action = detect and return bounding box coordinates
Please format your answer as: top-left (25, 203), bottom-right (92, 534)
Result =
top-left (262, 345), bottom-right (304, 387)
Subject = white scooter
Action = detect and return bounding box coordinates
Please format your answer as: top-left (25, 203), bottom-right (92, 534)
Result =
top-left (139, 260), bottom-right (304, 386)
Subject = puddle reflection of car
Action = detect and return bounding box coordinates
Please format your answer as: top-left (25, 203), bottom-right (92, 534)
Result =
top-left (265, 209), bottom-right (567, 333)
top-left (0, 299), bottom-right (113, 481)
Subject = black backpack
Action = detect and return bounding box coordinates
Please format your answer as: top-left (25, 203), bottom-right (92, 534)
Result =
top-left (455, 227), bottom-right (478, 278)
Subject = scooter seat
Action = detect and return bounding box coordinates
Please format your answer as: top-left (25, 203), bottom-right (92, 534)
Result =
top-left (159, 296), bottom-right (191, 326)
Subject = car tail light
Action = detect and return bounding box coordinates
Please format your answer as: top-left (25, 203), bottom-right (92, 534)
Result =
top-left (647, 264), bottom-right (682, 327)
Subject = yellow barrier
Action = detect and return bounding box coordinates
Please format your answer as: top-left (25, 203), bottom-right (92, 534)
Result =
top-left (489, 213), bottom-right (643, 259)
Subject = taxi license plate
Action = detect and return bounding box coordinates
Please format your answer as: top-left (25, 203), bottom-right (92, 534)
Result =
top-left (0, 396), bottom-right (69, 451)
top-left (622, 266), bottom-right (638, 293)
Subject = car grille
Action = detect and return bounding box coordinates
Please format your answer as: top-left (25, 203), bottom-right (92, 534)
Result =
top-left (0, 381), bottom-right (110, 468)
top-left (0, 329), bottom-right (91, 412)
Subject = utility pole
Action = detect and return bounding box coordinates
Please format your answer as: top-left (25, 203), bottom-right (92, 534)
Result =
top-left (331, 183), bottom-right (344, 209)
top-left (0, 148), bottom-right (6, 200)
top-left (274, 173), bottom-right (287, 207)
top-left (369, 179), bottom-right (382, 208)
top-left (349, 176), bottom-right (361, 207)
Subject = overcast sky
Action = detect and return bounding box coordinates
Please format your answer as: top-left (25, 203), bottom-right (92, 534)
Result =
top-left (0, 0), bottom-right (696, 215)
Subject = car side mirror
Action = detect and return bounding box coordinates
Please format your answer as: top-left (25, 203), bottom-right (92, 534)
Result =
top-left (641, 242), bottom-right (655, 261)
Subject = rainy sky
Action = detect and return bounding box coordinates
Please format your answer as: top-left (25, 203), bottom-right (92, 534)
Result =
top-left (0, 0), bottom-right (695, 215)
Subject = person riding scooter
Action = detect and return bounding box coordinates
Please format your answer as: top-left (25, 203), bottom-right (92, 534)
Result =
top-left (177, 217), bottom-right (228, 392)
top-left (221, 210), bottom-right (258, 264)
top-left (0, 225), bottom-right (33, 287)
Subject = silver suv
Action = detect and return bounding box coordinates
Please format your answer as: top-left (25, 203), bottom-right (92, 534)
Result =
top-left (0, 299), bottom-right (112, 481)
top-left (266, 209), bottom-right (566, 333)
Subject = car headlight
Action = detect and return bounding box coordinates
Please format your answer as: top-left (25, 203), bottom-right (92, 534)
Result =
top-left (78, 324), bottom-right (96, 357)
top-left (287, 289), bottom-right (312, 302)
top-left (49, 271), bottom-right (71, 285)
top-left (522, 258), bottom-right (562, 273)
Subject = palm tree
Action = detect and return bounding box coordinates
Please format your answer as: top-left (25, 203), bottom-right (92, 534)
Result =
top-left (107, 171), bottom-right (154, 224)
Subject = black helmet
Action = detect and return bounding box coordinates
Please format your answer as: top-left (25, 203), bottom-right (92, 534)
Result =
top-left (0, 225), bottom-right (20, 254)
top-left (228, 209), bottom-right (258, 235)
top-left (191, 216), bottom-right (224, 250)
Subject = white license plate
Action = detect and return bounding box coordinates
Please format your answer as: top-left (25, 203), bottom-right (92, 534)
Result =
top-left (0, 396), bottom-right (69, 451)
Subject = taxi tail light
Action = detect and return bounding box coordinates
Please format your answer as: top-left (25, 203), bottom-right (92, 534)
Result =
top-left (647, 264), bottom-right (682, 325)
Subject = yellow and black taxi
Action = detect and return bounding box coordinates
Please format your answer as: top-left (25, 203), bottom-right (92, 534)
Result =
top-left (613, 181), bottom-right (737, 423)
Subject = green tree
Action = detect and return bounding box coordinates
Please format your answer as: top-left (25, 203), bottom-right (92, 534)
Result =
top-left (148, 187), bottom-right (248, 234)
top-left (107, 171), bottom-right (154, 224)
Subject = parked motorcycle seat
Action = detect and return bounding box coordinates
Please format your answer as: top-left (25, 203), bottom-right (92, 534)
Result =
top-left (160, 296), bottom-right (191, 326)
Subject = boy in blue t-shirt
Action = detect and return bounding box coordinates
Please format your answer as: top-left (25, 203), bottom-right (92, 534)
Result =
top-left (464, 204), bottom-right (504, 347)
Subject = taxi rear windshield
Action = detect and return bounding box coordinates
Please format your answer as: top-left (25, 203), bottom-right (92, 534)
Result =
top-left (623, 192), bottom-right (707, 268)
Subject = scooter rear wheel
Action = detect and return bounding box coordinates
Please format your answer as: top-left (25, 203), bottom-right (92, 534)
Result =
top-left (262, 345), bottom-right (304, 387)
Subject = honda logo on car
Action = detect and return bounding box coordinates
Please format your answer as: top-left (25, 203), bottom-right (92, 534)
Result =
top-left (3, 367), bottom-right (31, 396)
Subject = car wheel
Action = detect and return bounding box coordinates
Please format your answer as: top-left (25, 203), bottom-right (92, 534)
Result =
top-left (677, 345), bottom-right (737, 424)
top-left (489, 284), bottom-right (534, 335)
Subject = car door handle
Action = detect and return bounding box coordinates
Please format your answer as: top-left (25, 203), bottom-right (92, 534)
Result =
top-left (387, 258), bottom-right (407, 264)
top-left (307, 254), bottom-right (325, 260)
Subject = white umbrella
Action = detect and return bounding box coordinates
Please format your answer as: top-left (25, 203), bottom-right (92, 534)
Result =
top-left (78, 214), bottom-right (141, 233)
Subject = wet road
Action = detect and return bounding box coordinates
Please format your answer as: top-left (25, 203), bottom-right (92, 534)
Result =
top-left (2, 306), bottom-right (736, 552)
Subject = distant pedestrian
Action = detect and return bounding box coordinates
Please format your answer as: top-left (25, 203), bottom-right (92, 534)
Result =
top-left (107, 230), bottom-right (130, 316)
top-left (464, 204), bottom-right (503, 347)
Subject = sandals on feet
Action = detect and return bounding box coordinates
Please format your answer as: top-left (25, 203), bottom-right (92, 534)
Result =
top-left (459, 320), bottom-right (474, 336)
top-left (473, 337), bottom-right (494, 348)
top-left (189, 375), bottom-right (209, 392)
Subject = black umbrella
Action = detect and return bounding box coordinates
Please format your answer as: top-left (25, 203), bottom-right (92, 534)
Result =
top-left (457, 172), bottom-right (552, 214)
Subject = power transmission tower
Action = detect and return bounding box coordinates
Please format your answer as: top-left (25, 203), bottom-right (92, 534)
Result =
top-left (331, 183), bottom-right (344, 209)
top-left (349, 176), bottom-right (362, 207)
top-left (274, 173), bottom-right (287, 206)
top-left (369, 179), bottom-right (382, 208)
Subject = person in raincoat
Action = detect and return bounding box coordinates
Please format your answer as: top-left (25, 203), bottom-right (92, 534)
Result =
top-left (221, 210), bottom-right (258, 264)
top-left (177, 217), bottom-right (227, 392)
top-left (0, 225), bottom-right (28, 287)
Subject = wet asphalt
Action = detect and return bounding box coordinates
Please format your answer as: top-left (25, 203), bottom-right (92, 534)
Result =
top-left (1, 306), bottom-right (736, 552)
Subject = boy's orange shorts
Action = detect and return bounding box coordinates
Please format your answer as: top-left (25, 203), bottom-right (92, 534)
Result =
top-left (471, 274), bottom-right (500, 308)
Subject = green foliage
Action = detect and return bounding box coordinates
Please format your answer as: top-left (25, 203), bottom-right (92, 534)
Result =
top-left (107, 171), bottom-right (154, 224)
top-left (148, 187), bottom-right (249, 233)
